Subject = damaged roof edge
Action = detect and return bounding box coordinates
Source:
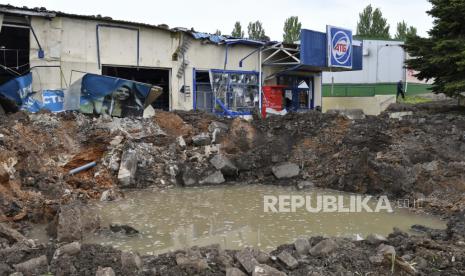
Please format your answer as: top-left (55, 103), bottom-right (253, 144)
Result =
top-left (0, 4), bottom-right (269, 46)
top-left (0, 4), bottom-right (176, 33)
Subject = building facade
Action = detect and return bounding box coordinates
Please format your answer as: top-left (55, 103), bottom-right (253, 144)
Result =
top-left (0, 5), bottom-right (362, 116)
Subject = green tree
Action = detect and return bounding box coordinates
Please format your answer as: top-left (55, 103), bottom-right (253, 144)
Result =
top-left (395, 21), bottom-right (417, 40)
top-left (248, 21), bottom-right (267, 41)
top-left (214, 29), bottom-right (222, 36)
top-left (283, 16), bottom-right (302, 43)
top-left (405, 0), bottom-right (465, 97)
top-left (231, 21), bottom-right (244, 38)
top-left (356, 4), bottom-right (390, 39)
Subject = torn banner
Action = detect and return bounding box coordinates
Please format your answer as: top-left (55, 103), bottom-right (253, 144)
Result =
top-left (0, 73), bottom-right (162, 117)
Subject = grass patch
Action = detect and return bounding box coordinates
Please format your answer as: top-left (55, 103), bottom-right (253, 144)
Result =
top-left (398, 95), bottom-right (433, 104)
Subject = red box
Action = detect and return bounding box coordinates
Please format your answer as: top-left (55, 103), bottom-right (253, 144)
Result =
top-left (261, 85), bottom-right (286, 118)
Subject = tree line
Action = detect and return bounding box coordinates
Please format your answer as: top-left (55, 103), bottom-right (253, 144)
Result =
top-left (218, 1), bottom-right (462, 98)
top-left (220, 4), bottom-right (417, 42)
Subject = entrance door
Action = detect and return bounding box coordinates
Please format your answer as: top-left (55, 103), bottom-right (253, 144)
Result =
top-left (102, 66), bottom-right (170, 110)
top-left (278, 75), bottom-right (314, 111)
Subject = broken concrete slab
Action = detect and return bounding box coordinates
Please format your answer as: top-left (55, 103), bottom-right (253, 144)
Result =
top-left (95, 267), bottom-right (115, 276)
top-left (208, 121), bottom-right (229, 132)
top-left (277, 250), bottom-right (298, 269)
top-left (199, 171), bottom-right (225, 185)
top-left (309, 239), bottom-right (338, 256)
top-left (271, 162), bottom-right (300, 179)
top-left (226, 267), bottom-right (247, 276)
top-left (235, 248), bottom-right (260, 274)
top-left (252, 264), bottom-right (286, 276)
top-left (56, 203), bottom-right (100, 243)
top-left (175, 251), bottom-right (209, 271)
top-left (365, 234), bottom-right (387, 245)
top-left (327, 109), bottom-right (366, 120)
top-left (121, 251), bottom-right (142, 275)
top-left (53, 241), bottom-right (81, 259)
top-left (210, 154), bottom-right (238, 176)
top-left (294, 238), bottom-right (311, 256)
top-left (13, 255), bottom-right (48, 276)
top-left (192, 133), bottom-right (211, 146)
top-left (117, 149), bottom-right (138, 187)
top-left (389, 111), bottom-right (413, 120)
top-left (0, 223), bottom-right (27, 246)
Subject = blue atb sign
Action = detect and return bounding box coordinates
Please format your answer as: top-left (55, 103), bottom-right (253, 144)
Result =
top-left (327, 25), bottom-right (353, 68)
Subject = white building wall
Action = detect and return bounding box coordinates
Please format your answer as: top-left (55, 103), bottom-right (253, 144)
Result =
top-left (323, 40), bottom-right (405, 84)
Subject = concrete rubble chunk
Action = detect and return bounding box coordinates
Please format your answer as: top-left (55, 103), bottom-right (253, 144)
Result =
top-left (199, 170), bottom-right (225, 185)
top-left (250, 248), bottom-right (270, 263)
top-left (95, 267), bottom-right (115, 276)
top-left (294, 238), bottom-right (311, 256)
top-left (365, 233), bottom-right (387, 245)
top-left (53, 241), bottom-right (81, 259)
top-left (226, 267), bottom-right (247, 276)
top-left (192, 132), bottom-right (211, 146)
top-left (208, 121), bottom-right (229, 132)
top-left (13, 255), bottom-right (48, 276)
top-left (118, 149), bottom-right (138, 187)
top-left (309, 239), bottom-right (338, 256)
top-left (177, 136), bottom-right (186, 149)
top-left (235, 248), bottom-right (260, 274)
top-left (296, 181), bottom-right (314, 190)
top-left (327, 109), bottom-right (366, 120)
top-left (271, 162), bottom-right (300, 179)
top-left (377, 243), bottom-right (396, 257)
top-left (182, 168), bottom-right (198, 186)
top-left (56, 203), bottom-right (100, 243)
top-left (277, 250), bottom-right (298, 269)
top-left (389, 111), bottom-right (413, 120)
top-left (0, 223), bottom-right (27, 245)
top-left (252, 264), bottom-right (286, 276)
top-left (100, 189), bottom-right (118, 201)
top-left (210, 154), bottom-right (238, 176)
top-left (121, 251), bottom-right (142, 274)
top-left (175, 251), bottom-right (209, 271)
top-left (9, 273), bottom-right (23, 276)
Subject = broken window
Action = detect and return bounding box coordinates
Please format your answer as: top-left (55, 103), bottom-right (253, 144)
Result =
top-left (209, 70), bottom-right (259, 114)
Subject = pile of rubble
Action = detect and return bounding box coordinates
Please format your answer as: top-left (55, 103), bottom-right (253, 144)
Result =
top-left (0, 100), bottom-right (465, 274)
top-left (0, 210), bottom-right (464, 275)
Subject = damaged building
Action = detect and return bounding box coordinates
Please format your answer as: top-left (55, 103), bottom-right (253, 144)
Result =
top-left (0, 4), bottom-right (362, 117)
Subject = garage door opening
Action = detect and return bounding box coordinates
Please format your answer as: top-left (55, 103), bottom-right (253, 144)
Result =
top-left (0, 25), bottom-right (30, 84)
top-left (102, 66), bottom-right (170, 110)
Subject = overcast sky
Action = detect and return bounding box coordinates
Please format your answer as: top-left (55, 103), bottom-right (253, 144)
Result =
top-left (2, 0), bottom-right (432, 40)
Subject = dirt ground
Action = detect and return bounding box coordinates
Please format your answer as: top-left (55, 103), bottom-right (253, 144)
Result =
top-left (0, 100), bottom-right (464, 275)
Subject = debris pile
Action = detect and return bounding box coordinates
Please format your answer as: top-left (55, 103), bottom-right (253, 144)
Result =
top-left (0, 100), bottom-right (464, 274)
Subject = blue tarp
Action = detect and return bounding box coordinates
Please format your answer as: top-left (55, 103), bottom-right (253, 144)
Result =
top-left (190, 32), bottom-right (266, 46)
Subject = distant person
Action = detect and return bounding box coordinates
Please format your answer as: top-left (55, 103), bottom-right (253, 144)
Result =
top-left (397, 80), bottom-right (405, 100)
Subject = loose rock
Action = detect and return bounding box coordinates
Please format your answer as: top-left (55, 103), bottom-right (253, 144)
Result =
top-left (271, 162), bottom-right (300, 179)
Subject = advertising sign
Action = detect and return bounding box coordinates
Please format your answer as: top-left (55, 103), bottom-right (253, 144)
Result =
top-left (327, 25), bottom-right (353, 68)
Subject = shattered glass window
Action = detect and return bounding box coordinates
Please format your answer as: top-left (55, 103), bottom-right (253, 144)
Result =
top-left (209, 70), bottom-right (259, 112)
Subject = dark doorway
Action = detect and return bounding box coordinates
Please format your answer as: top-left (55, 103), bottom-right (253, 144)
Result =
top-left (194, 70), bottom-right (213, 111)
top-left (102, 66), bottom-right (170, 110)
top-left (0, 25), bottom-right (30, 84)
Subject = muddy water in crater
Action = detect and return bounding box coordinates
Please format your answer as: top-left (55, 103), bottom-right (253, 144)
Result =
top-left (86, 185), bottom-right (445, 255)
